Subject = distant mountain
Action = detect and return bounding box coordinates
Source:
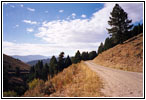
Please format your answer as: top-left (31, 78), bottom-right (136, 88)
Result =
top-left (12, 55), bottom-right (48, 62)
top-left (3, 54), bottom-right (30, 70)
top-left (27, 58), bottom-right (50, 66)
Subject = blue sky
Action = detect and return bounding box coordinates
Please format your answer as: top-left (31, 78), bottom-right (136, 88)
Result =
top-left (3, 3), bottom-right (143, 56)
top-left (3, 3), bottom-right (103, 44)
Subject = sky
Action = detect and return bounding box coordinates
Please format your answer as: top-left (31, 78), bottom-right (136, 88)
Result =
top-left (3, 2), bottom-right (143, 57)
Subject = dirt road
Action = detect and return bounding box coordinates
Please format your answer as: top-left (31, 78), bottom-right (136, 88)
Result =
top-left (85, 61), bottom-right (143, 97)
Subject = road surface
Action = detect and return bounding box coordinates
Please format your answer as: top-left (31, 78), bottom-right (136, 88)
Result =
top-left (85, 61), bottom-right (143, 97)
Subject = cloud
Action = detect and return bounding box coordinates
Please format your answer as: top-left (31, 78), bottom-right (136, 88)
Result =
top-left (26, 28), bottom-right (34, 32)
top-left (27, 7), bottom-right (35, 12)
top-left (3, 41), bottom-right (100, 56)
top-left (118, 3), bottom-right (143, 23)
top-left (81, 14), bottom-right (86, 18)
top-left (59, 10), bottom-right (64, 13)
top-left (35, 3), bottom-right (143, 45)
top-left (20, 4), bottom-right (23, 7)
top-left (72, 13), bottom-right (76, 18)
top-left (23, 20), bottom-right (37, 24)
top-left (3, 3), bottom-right (143, 56)
top-left (34, 3), bottom-right (143, 56)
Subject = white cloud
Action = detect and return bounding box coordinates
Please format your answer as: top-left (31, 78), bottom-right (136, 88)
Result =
top-left (35, 3), bottom-right (143, 46)
top-left (119, 3), bottom-right (143, 23)
top-left (27, 7), bottom-right (35, 12)
top-left (72, 13), bottom-right (76, 18)
top-left (3, 41), bottom-right (100, 56)
top-left (81, 14), bottom-right (86, 18)
top-left (26, 28), bottom-right (34, 32)
top-left (59, 10), bottom-right (64, 13)
top-left (23, 20), bottom-right (37, 25)
top-left (20, 4), bottom-right (23, 7)
top-left (3, 3), bottom-right (143, 56)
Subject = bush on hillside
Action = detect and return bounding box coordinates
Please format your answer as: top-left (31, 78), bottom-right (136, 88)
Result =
top-left (3, 91), bottom-right (17, 97)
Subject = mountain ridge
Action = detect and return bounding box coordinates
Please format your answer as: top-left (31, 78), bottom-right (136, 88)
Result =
top-left (12, 55), bottom-right (48, 62)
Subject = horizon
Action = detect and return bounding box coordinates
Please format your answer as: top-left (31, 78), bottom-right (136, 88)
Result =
top-left (3, 2), bottom-right (143, 57)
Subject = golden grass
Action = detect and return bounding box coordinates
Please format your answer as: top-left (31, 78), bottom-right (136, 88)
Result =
top-left (23, 62), bottom-right (103, 97)
top-left (94, 33), bottom-right (143, 72)
top-left (50, 62), bottom-right (103, 97)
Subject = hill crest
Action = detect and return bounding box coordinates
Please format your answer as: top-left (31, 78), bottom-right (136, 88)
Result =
top-left (3, 54), bottom-right (30, 70)
top-left (94, 33), bottom-right (143, 72)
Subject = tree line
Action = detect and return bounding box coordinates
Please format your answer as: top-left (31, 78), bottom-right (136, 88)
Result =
top-left (28, 50), bottom-right (97, 82)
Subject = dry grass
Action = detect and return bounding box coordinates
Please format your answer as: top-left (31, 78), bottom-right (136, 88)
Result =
top-left (94, 33), bottom-right (143, 72)
top-left (49, 62), bottom-right (103, 97)
top-left (23, 62), bottom-right (103, 97)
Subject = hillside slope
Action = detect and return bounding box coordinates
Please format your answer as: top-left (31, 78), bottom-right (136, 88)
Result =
top-left (23, 62), bottom-right (103, 97)
top-left (3, 54), bottom-right (30, 70)
top-left (94, 33), bottom-right (143, 72)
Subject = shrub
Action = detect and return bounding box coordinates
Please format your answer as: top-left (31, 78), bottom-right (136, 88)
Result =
top-left (3, 91), bottom-right (17, 97)
top-left (28, 79), bottom-right (40, 90)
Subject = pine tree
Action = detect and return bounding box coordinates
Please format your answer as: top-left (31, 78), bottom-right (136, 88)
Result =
top-left (107, 4), bottom-right (133, 44)
top-left (42, 63), bottom-right (49, 80)
top-left (103, 37), bottom-right (115, 51)
top-left (89, 51), bottom-right (97, 60)
top-left (74, 50), bottom-right (81, 63)
top-left (49, 56), bottom-right (58, 77)
top-left (81, 52), bottom-right (89, 61)
top-left (97, 42), bottom-right (104, 54)
top-left (64, 55), bottom-right (72, 68)
top-left (58, 52), bottom-right (65, 71)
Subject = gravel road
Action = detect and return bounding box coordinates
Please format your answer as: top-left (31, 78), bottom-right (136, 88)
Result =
top-left (85, 61), bottom-right (143, 97)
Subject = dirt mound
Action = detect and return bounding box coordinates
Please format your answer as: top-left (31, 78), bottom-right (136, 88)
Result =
top-left (94, 33), bottom-right (143, 72)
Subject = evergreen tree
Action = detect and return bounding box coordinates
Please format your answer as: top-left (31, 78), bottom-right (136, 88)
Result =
top-left (58, 52), bottom-right (65, 71)
top-left (34, 61), bottom-right (43, 79)
top-left (107, 4), bottom-right (133, 44)
top-left (103, 37), bottom-right (115, 51)
top-left (49, 56), bottom-right (58, 77)
top-left (97, 42), bottom-right (104, 54)
top-left (42, 63), bottom-right (49, 80)
top-left (64, 55), bottom-right (72, 68)
top-left (89, 51), bottom-right (97, 60)
top-left (81, 52), bottom-right (89, 61)
top-left (74, 50), bottom-right (81, 63)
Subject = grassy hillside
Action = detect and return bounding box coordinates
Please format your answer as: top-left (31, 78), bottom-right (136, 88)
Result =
top-left (94, 33), bottom-right (143, 72)
top-left (23, 62), bottom-right (103, 97)
top-left (3, 54), bottom-right (30, 70)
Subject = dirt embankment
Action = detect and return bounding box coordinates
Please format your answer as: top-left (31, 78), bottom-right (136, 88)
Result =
top-left (94, 33), bottom-right (143, 72)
